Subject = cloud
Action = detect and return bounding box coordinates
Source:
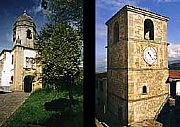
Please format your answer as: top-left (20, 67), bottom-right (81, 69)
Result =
top-left (168, 43), bottom-right (180, 58)
top-left (28, 0), bottom-right (49, 15)
top-left (156, 0), bottom-right (180, 3)
top-left (96, 23), bottom-right (107, 38)
top-left (29, 2), bottom-right (43, 15)
top-left (98, 0), bottom-right (141, 9)
top-left (96, 55), bottom-right (107, 72)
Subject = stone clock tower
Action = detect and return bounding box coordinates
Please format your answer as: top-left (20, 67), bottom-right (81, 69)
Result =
top-left (106, 5), bottom-right (169, 126)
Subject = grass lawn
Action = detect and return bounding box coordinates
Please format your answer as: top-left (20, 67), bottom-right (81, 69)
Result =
top-left (2, 89), bottom-right (83, 127)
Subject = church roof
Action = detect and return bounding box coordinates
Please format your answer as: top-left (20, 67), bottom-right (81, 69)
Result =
top-left (16, 11), bottom-right (33, 23)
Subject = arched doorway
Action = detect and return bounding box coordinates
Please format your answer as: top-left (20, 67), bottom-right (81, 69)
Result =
top-left (24, 75), bottom-right (34, 92)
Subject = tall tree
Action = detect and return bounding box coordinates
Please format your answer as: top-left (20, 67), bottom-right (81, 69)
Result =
top-left (36, 0), bottom-right (83, 100)
top-left (41, 23), bottom-right (81, 99)
top-left (43, 0), bottom-right (83, 39)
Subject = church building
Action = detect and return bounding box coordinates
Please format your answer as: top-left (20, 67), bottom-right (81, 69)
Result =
top-left (0, 11), bottom-right (42, 92)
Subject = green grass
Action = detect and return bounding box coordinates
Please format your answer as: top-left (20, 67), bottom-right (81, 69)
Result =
top-left (2, 89), bottom-right (83, 127)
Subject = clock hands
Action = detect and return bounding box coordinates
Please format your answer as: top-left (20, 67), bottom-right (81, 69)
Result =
top-left (148, 52), bottom-right (154, 60)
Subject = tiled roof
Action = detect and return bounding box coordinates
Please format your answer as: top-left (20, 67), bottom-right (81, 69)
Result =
top-left (96, 71), bottom-right (107, 78)
top-left (169, 70), bottom-right (180, 79)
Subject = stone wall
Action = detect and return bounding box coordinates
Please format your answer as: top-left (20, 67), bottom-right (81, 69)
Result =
top-left (13, 46), bottom-right (24, 91)
top-left (106, 8), bottom-right (128, 126)
top-left (127, 6), bottom-right (169, 124)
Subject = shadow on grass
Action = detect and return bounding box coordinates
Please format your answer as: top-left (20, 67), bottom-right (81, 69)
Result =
top-left (43, 98), bottom-right (82, 127)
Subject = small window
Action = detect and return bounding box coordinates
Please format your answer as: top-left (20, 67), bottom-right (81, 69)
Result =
top-left (144, 19), bottom-right (154, 40)
top-left (11, 76), bottom-right (13, 82)
top-left (113, 21), bottom-right (119, 43)
top-left (12, 55), bottom-right (14, 64)
top-left (142, 86), bottom-right (147, 94)
top-left (27, 29), bottom-right (32, 39)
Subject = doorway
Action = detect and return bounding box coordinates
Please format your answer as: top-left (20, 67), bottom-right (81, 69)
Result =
top-left (24, 75), bottom-right (34, 92)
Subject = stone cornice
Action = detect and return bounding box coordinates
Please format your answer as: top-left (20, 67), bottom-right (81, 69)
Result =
top-left (106, 5), bottom-right (169, 26)
top-left (126, 5), bottom-right (169, 21)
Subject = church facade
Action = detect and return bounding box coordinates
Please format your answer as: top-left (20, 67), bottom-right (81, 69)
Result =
top-left (105, 5), bottom-right (169, 126)
top-left (0, 11), bottom-right (42, 92)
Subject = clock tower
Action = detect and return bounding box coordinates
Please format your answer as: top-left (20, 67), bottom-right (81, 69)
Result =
top-left (106, 5), bottom-right (169, 126)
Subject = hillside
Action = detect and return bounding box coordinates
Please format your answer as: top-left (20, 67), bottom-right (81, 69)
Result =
top-left (169, 62), bottom-right (180, 70)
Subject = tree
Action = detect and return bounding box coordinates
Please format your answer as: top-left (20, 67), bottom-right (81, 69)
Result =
top-left (36, 0), bottom-right (83, 102)
top-left (42, 0), bottom-right (83, 40)
top-left (41, 23), bottom-right (81, 100)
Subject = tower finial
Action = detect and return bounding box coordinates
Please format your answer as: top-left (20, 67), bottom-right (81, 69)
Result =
top-left (24, 10), bottom-right (27, 13)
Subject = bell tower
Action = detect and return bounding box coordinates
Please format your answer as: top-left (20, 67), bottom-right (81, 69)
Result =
top-left (13, 11), bottom-right (36, 48)
top-left (106, 5), bottom-right (169, 126)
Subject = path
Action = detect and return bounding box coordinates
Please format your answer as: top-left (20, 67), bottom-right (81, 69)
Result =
top-left (0, 92), bottom-right (30, 126)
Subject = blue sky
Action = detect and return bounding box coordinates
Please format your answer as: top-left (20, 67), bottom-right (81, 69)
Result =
top-left (0, 0), bottom-right (46, 51)
top-left (96, 0), bottom-right (180, 72)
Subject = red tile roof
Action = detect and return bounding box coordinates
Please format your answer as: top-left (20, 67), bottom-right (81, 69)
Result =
top-left (96, 71), bottom-right (107, 78)
top-left (169, 70), bottom-right (180, 79)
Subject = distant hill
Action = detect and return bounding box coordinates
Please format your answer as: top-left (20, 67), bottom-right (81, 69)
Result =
top-left (169, 62), bottom-right (180, 70)
top-left (168, 59), bottom-right (180, 65)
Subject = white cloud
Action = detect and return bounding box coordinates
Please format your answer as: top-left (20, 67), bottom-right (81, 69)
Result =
top-left (156, 0), bottom-right (180, 2)
top-left (98, 0), bottom-right (142, 10)
top-left (168, 43), bottom-right (180, 58)
top-left (96, 55), bottom-right (107, 72)
top-left (96, 23), bottom-right (107, 38)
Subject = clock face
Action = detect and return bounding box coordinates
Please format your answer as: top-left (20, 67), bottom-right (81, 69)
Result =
top-left (143, 47), bottom-right (157, 65)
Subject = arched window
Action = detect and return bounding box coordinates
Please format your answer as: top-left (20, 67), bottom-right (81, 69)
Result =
top-left (144, 19), bottom-right (154, 40)
top-left (113, 21), bottom-right (119, 43)
top-left (27, 29), bottom-right (32, 39)
top-left (143, 86), bottom-right (147, 94)
top-left (11, 76), bottom-right (13, 82)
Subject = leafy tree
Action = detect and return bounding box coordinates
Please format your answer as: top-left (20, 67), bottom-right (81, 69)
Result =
top-left (36, 0), bottom-right (83, 101)
top-left (42, 0), bottom-right (83, 40)
top-left (41, 23), bottom-right (81, 100)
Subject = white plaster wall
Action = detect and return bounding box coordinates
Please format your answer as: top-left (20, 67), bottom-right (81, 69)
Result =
top-left (176, 81), bottom-right (180, 96)
top-left (1, 52), bottom-right (14, 86)
top-left (23, 49), bottom-right (36, 68)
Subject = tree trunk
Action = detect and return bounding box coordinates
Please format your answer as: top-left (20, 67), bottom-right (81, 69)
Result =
top-left (68, 76), bottom-right (74, 108)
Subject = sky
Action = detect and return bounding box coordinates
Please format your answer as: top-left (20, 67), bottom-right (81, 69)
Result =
top-left (96, 0), bottom-right (180, 72)
top-left (0, 0), bottom-right (47, 51)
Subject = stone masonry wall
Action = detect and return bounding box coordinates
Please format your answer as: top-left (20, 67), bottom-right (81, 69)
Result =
top-left (128, 94), bottom-right (168, 123)
top-left (13, 46), bottom-right (24, 91)
top-left (107, 8), bottom-right (128, 126)
top-left (127, 7), bottom-right (169, 123)
top-left (106, 5), bottom-right (169, 125)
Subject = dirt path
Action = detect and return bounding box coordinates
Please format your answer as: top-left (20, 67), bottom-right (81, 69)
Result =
top-left (0, 92), bottom-right (30, 126)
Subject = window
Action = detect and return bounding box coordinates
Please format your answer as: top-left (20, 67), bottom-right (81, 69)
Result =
top-left (11, 76), bottom-right (13, 82)
top-left (142, 86), bottom-right (147, 94)
top-left (27, 29), bottom-right (32, 39)
top-left (26, 57), bottom-right (36, 69)
top-left (113, 21), bottom-right (119, 43)
top-left (144, 19), bottom-right (154, 40)
top-left (12, 55), bottom-right (13, 64)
